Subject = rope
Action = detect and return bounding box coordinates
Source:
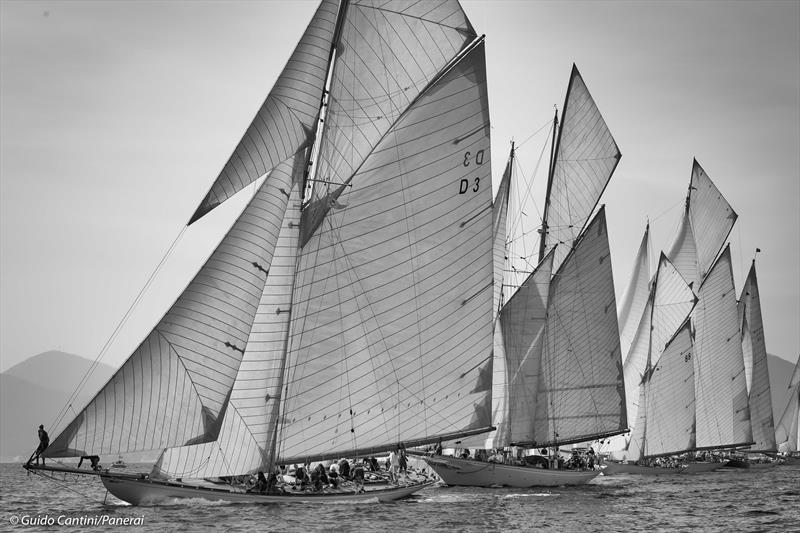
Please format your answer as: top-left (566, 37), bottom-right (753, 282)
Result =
top-left (27, 467), bottom-right (106, 504)
top-left (50, 225), bottom-right (188, 432)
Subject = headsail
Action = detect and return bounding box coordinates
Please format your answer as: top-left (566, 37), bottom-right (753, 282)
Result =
top-left (738, 261), bottom-right (777, 452)
top-left (157, 160), bottom-right (305, 478)
top-left (277, 40), bottom-right (494, 464)
top-left (534, 206), bottom-right (626, 446)
top-left (48, 155), bottom-right (304, 458)
top-left (539, 65), bottom-right (621, 271)
top-left (500, 250), bottom-right (554, 446)
top-left (775, 355), bottom-right (800, 453)
top-left (189, 0), bottom-right (339, 224)
top-left (692, 245), bottom-right (752, 450)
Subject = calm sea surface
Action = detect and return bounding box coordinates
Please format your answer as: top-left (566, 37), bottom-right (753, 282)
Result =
top-left (1, 462), bottom-right (798, 532)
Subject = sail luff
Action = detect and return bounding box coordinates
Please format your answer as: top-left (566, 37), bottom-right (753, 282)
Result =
top-left (537, 109), bottom-right (559, 264)
top-left (618, 224), bottom-right (651, 362)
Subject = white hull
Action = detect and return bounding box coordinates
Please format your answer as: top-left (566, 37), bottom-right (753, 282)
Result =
top-left (423, 456), bottom-right (599, 487)
top-left (100, 474), bottom-right (430, 505)
top-left (603, 461), bottom-right (726, 476)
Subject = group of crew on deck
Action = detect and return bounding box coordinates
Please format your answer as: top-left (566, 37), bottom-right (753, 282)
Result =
top-left (245, 446), bottom-right (428, 495)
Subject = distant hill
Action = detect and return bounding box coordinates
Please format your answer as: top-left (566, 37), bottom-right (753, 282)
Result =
top-left (768, 353), bottom-right (796, 423)
top-left (0, 351), bottom-right (115, 462)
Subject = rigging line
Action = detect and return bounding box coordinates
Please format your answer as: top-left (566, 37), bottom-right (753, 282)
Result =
top-left (508, 123), bottom-right (550, 255)
top-left (49, 225), bottom-right (188, 433)
top-left (514, 117), bottom-right (557, 150)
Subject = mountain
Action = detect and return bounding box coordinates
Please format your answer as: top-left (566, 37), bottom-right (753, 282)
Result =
top-left (768, 353), bottom-right (795, 426)
top-left (0, 351), bottom-right (115, 462)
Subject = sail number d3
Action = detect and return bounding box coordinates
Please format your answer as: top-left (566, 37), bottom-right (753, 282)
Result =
top-left (460, 149), bottom-right (484, 194)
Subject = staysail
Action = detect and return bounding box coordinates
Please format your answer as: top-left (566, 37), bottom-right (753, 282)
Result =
top-left (48, 155), bottom-right (303, 458)
top-left (157, 159), bottom-right (305, 478)
top-left (189, 0), bottom-right (339, 223)
top-left (533, 206), bottom-right (626, 446)
top-left (692, 245), bottom-right (752, 450)
top-left (738, 260), bottom-right (777, 452)
top-left (539, 65), bottom-right (621, 272)
top-left (500, 250), bottom-right (554, 446)
top-left (277, 39), bottom-right (494, 464)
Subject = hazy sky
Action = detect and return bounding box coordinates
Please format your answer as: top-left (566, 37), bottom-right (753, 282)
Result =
top-left (1, 0), bottom-right (798, 372)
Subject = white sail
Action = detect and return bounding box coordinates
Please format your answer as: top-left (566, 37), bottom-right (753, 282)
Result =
top-left (621, 253), bottom-right (695, 455)
top-left (625, 380), bottom-right (649, 461)
top-left (158, 163), bottom-right (304, 478)
top-left (667, 160), bottom-right (737, 288)
top-left (738, 261), bottom-right (777, 452)
top-left (190, 0), bottom-right (339, 223)
top-left (693, 245), bottom-right (752, 450)
top-left (687, 160), bottom-right (737, 281)
top-left (642, 321), bottom-right (696, 457)
top-left (493, 150), bottom-right (512, 318)
top-left (303, 0), bottom-right (476, 235)
top-left (500, 250), bottom-right (554, 446)
top-left (618, 225), bottom-right (651, 363)
top-left (48, 155), bottom-right (302, 458)
top-left (277, 40), bottom-right (494, 464)
top-left (534, 207), bottom-right (626, 445)
top-left (540, 65), bottom-right (621, 271)
top-left (775, 355), bottom-right (800, 453)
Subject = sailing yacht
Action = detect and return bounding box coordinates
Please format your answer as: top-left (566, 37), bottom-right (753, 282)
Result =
top-left (423, 65), bottom-right (627, 488)
top-left (26, 0), bottom-right (499, 505)
top-left (775, 355), bottom-right (800, 459)
top-left (605, 161), bottom-right (753, 475)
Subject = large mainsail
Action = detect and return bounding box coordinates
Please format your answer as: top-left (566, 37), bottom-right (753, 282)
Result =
top-left (775, 355), bottom-right (800, 453)
top-left (189, 0), bottom-right (339, 223)
top-left (276, 39), bottom-right (494, 464)
top-left (533, 206), bottom-right (626, 446)
top-left (539, 65), bottom-right (621, 272)
top-left (157, 160), bottom-right (305, 478)
top-left (693, 245), bottom-right (752, 450)
top-left (48, 155), bottom-right (303, 458)
top-left (738, 261), bottom-right (777, 452)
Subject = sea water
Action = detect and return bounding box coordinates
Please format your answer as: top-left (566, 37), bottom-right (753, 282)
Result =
top-left (1, 463), bottom-right (798, 532)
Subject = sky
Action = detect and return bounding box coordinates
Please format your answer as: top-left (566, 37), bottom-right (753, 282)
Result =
top-left (1, 0), bottom-right (798, 373)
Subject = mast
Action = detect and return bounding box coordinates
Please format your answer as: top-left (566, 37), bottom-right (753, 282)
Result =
top-left (537, 108), bottom-right (559, 264)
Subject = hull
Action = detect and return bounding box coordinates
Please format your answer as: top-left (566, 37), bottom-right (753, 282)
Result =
top-left (603, 461), bottom-right (726, 476)
top-left (100, 474), bottom-right (431, 505)
top-left (423, 456), bottom-right (599, 487)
